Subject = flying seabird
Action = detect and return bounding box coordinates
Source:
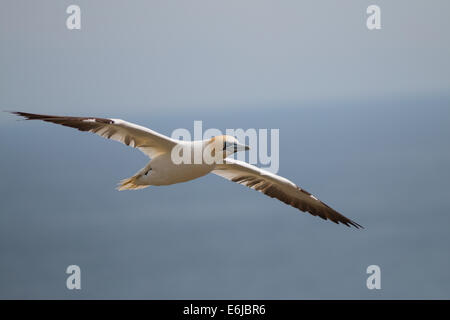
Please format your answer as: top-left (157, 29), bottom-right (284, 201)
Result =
top-left (11, 111), bottom-right (362, 228)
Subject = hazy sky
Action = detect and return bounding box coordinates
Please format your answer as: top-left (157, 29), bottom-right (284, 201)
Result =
top-left (1, 1), bottom-right (449, 299)
top-left (1, 0), bottom-right (450, 117)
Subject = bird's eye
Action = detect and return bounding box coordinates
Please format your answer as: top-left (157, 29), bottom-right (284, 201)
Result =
top-left (223, 142), bottom-right (234, 150)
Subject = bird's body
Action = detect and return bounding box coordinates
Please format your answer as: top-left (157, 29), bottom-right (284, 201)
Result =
top-left (119, 139), bottom-right (225, 188)
top-left (140, 151), bottom-right (215, 186)
top-left (11, 111), bottom-right (362, 228)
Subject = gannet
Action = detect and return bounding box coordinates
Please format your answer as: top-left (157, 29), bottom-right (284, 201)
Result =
top-left (11, 111), bottom-right (362, 228)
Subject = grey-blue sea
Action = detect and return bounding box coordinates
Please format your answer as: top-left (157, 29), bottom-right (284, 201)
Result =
top-left (1, 97), bottom-right (450, 299)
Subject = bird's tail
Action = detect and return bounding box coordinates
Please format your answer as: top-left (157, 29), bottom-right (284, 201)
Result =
top-left (117, 176), bottom-right (149, 191)
top-left (117, 163), bottom-right (151, 191)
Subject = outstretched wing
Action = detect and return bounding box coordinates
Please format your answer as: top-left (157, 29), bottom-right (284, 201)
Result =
top-left (11, 111), bottom-right (177, 158)
top-left (212, 158), bottom-right (362, 228)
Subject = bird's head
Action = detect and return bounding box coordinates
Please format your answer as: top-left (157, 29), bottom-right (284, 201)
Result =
top-left (207, 135), bottom-right (250, 159)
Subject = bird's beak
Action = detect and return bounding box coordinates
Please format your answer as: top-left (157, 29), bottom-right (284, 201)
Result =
top-left (235, 144), bottom-right (250, 152)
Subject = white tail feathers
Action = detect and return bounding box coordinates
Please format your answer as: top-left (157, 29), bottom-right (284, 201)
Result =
top-left (117, 176), bottom-right (149, 191)
top-left (117, 163), bottom-right (151, 191)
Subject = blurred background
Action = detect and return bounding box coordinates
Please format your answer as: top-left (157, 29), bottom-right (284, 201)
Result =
top-left (1, 0), bottom-right (449, 299)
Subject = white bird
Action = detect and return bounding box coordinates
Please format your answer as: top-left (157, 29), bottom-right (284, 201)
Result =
top-left (11, 111), bottom-right (362, 228)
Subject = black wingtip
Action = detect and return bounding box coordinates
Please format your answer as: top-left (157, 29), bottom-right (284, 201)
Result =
top-left (10, 111), bottom-right (29, 116)
top-left (8, 111), bottom-right (49, 121)
top-left (346, 220), bottom-right (364, 229)
top-left (8, 111), bottom-right (28, 118)
top-left (7, 111), bottom-right (32, 121)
